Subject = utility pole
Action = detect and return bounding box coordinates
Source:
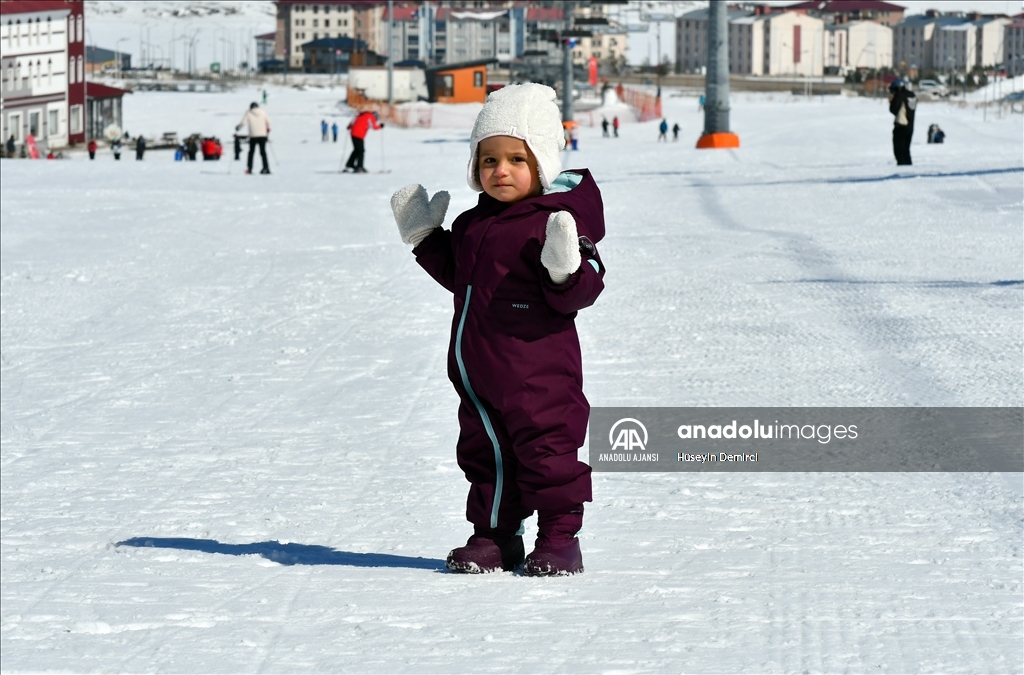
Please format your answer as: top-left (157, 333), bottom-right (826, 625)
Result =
top-left (562, 0), bottom-right (574, 123)
top-left (387, 0), bottom-right (394, 107)
top-left (696, 0), bottom-right (739, 148)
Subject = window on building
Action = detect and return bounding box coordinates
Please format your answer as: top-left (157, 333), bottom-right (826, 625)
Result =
top-left (76, 15), bottom-right (83, 43)
top-left (325, 19), bottom-right (330, 27)
top-left (10, 113), bottom-right (22, 140)
top-left (473, 70), bottom-right (483, 87)
top-left (313, 4), bottom-right (319, 13)
top-left (48, 109), bottom-right (58, 137)
top-left (313, 19), bottom-right (319, 27)
top-left (47, 58), bottom-right (52, 86)
top-left (77, 55), bottom-right (83, 82)
top-left (29, 111), bottom-right (40, 137)
top-left (436, 73), bottom-right (454, 97)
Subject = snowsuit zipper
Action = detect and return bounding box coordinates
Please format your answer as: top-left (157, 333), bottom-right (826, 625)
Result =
top-left (454, 284), bottom-right (503, 529)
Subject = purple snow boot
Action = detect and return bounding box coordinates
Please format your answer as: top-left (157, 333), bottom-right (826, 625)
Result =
top-left (524, 508), bottom-right (584, 576)
top-left (446, 531), bottom-right (525, 574)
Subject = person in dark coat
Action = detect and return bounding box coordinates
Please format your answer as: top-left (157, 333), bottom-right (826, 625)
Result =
top-left (321, 118), bottom-right (328, 141)
top-left (135, 135), bottom-right (146, 160)
top-left (345, 110), bottom-right (383, 173)
top-left (112, 139), bottom-right (122, 160)
top-left (7, 135), bottom-right (17, 158)
top-left (658, 118), bottom-right (668, 142)
top-left (672, 122), bottom-right (680, 141)
top-left (186, 137), bottom-right (198, 161)
top-left (233, 133), bottom-right (244, 160)
top-left (331, 121), bottom-right (339, 142)
top-left (601, 117), bottom-right (609, 137)
top-left (889, 79), bottom-right (917, 165)
top-left (390, 84), bottom-right (605, 577)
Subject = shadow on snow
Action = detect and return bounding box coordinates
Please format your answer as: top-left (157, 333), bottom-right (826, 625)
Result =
top-left (781, 278), bottom-right (1023, 287)
top-left (629, 166), bottom-right (1023, 186)
top-left (117, 537), bottom-right (445, 570)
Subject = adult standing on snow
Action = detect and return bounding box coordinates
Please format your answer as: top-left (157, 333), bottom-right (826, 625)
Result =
top-left (321, 119), bottom-right (329, 141)
top-left (672, 122), bottom-right (680, 142)
top-left (658, 119), bottom-right (668, 142)
top-left (112, 138), bottom-right (122, 160)
top-left (331, 121), bottom-right (339, 142)
top-left (601, 117), bottom-right (609, 137)
top-left (888, 79), bottom-right (916, 166)
top-left (86, 139), bottom-right (97, 160)
top-left (135, 135), bottom-right (146, 160)
top-left (612, 116), bottom-right (620, 137)
top-left (237, 101), bottom-right (271, 175)
top-left (344, 110), bottom-right (383, 173)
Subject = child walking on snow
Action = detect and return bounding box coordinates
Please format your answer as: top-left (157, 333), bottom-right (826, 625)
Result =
top-left (390, 84), bottom-right (606, 576)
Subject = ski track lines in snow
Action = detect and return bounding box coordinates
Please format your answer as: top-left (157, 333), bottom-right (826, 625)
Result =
top-left (1, 85), bottom-right (1022, 672)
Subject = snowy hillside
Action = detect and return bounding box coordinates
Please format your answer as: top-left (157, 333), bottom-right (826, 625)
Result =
top-left (85, 1), bottom-right (275, 71)
top-left (1, 86), bottom-right (1022, 672)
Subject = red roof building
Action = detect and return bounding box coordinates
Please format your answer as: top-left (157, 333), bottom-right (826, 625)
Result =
top-left (783, 1), bottom-right (905, 26)
top-left (1, 0), bottom-right (86, 147)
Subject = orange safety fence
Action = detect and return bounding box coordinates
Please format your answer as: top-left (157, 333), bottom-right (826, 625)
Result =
top-left (346, 87), bottom-right (433, 128)
top-left (616, 84), bottom-right (662, 122)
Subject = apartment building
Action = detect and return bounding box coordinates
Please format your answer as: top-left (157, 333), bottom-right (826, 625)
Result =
top-left (823, 20), bottom-right (892, 71)
top-left (1, 0), bottom-right (86, 149)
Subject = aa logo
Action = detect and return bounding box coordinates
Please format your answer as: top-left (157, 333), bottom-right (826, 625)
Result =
top-left (609, 418), bottom-right (648, 451)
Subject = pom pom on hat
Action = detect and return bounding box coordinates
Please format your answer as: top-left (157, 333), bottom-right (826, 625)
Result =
top-left (467, 83), bottom-right (565, 192)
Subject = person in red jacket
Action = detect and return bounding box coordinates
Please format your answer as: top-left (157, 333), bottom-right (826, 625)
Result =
top-left (390, 84), bottom-right (605, 576)
top-left (87, 139), bottom-right (97, 160)
top-left (344, 110), bottom-right (383, 173)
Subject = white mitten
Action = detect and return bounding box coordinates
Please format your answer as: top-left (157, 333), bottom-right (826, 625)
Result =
top-left (540, 211), bottom-right (582, 284)
top-left (390, 184), bottom-right (450, 246)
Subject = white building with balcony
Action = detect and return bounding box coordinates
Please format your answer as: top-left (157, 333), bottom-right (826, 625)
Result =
top-left (1, 5), bottom-right (71, 150)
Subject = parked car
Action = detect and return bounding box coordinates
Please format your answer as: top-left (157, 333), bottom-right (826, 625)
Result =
top-left (916, 79), bottom-right (949, 97)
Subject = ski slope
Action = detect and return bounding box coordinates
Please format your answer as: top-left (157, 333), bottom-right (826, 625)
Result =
top-left (1, 84), bottom-right (1021, 673)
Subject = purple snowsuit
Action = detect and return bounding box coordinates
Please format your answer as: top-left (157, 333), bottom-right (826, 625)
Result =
top-left (413, 169), bottom-right (606, 533)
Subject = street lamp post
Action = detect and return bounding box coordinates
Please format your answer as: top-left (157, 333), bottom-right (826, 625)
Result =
top-left (115, 37), bottom-right (129, 79)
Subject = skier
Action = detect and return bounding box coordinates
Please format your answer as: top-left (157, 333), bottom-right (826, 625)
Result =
top-left (261, 89), bottom-right (268, 105)
top-left (658, 118), bottom-right (668, 142)
top-left (888, 79), bottom-right (916, 166)
top-left (86, 139), bottom-right (97, 160)
top-left (321, 119), bottom-right (329, 141)
top-left (5, 135), bottom-right (15, 158)
top-left (135, 135), bottom-right (146, 160)
top-left (112, 138), bottom-right (122, 160)
top-left (389, 83), bottom-right (606, 576)
top-left (698, 94), bottom-right (706, 111)
top-left (331, 121), bottom-right (339, 142)
top-left (601, 116), bottom-right (609, 137)
top-left (344, 110), bottom-right (383, 173)
top-left (672, 122), bottom-right (680, 142)
top-left (612, 116), bottom-right (619, 137)
top-left (237, 101), bottom-right (271, 174)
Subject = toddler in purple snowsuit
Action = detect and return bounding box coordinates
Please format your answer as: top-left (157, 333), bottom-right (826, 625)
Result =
top-left (390, 84), bottom-right (606, 575)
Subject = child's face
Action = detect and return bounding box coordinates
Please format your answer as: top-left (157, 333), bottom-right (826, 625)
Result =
top-left (477, 136), bottom-right (542, 203)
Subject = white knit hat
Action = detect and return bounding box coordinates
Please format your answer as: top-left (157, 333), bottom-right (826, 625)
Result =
top-left (467, 83), bottom-right (565, 192)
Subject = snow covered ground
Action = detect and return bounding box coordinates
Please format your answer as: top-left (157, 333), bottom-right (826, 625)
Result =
top-left (2, 85), bottom-right (1022, 673)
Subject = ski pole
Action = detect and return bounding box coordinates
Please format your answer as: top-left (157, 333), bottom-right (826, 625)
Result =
top-left (339, 132), bottom-right (349, 172)
top-left (268, 138), bottom-right (279, 167)
top-left (380, 124), bottom-right (386, 173)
